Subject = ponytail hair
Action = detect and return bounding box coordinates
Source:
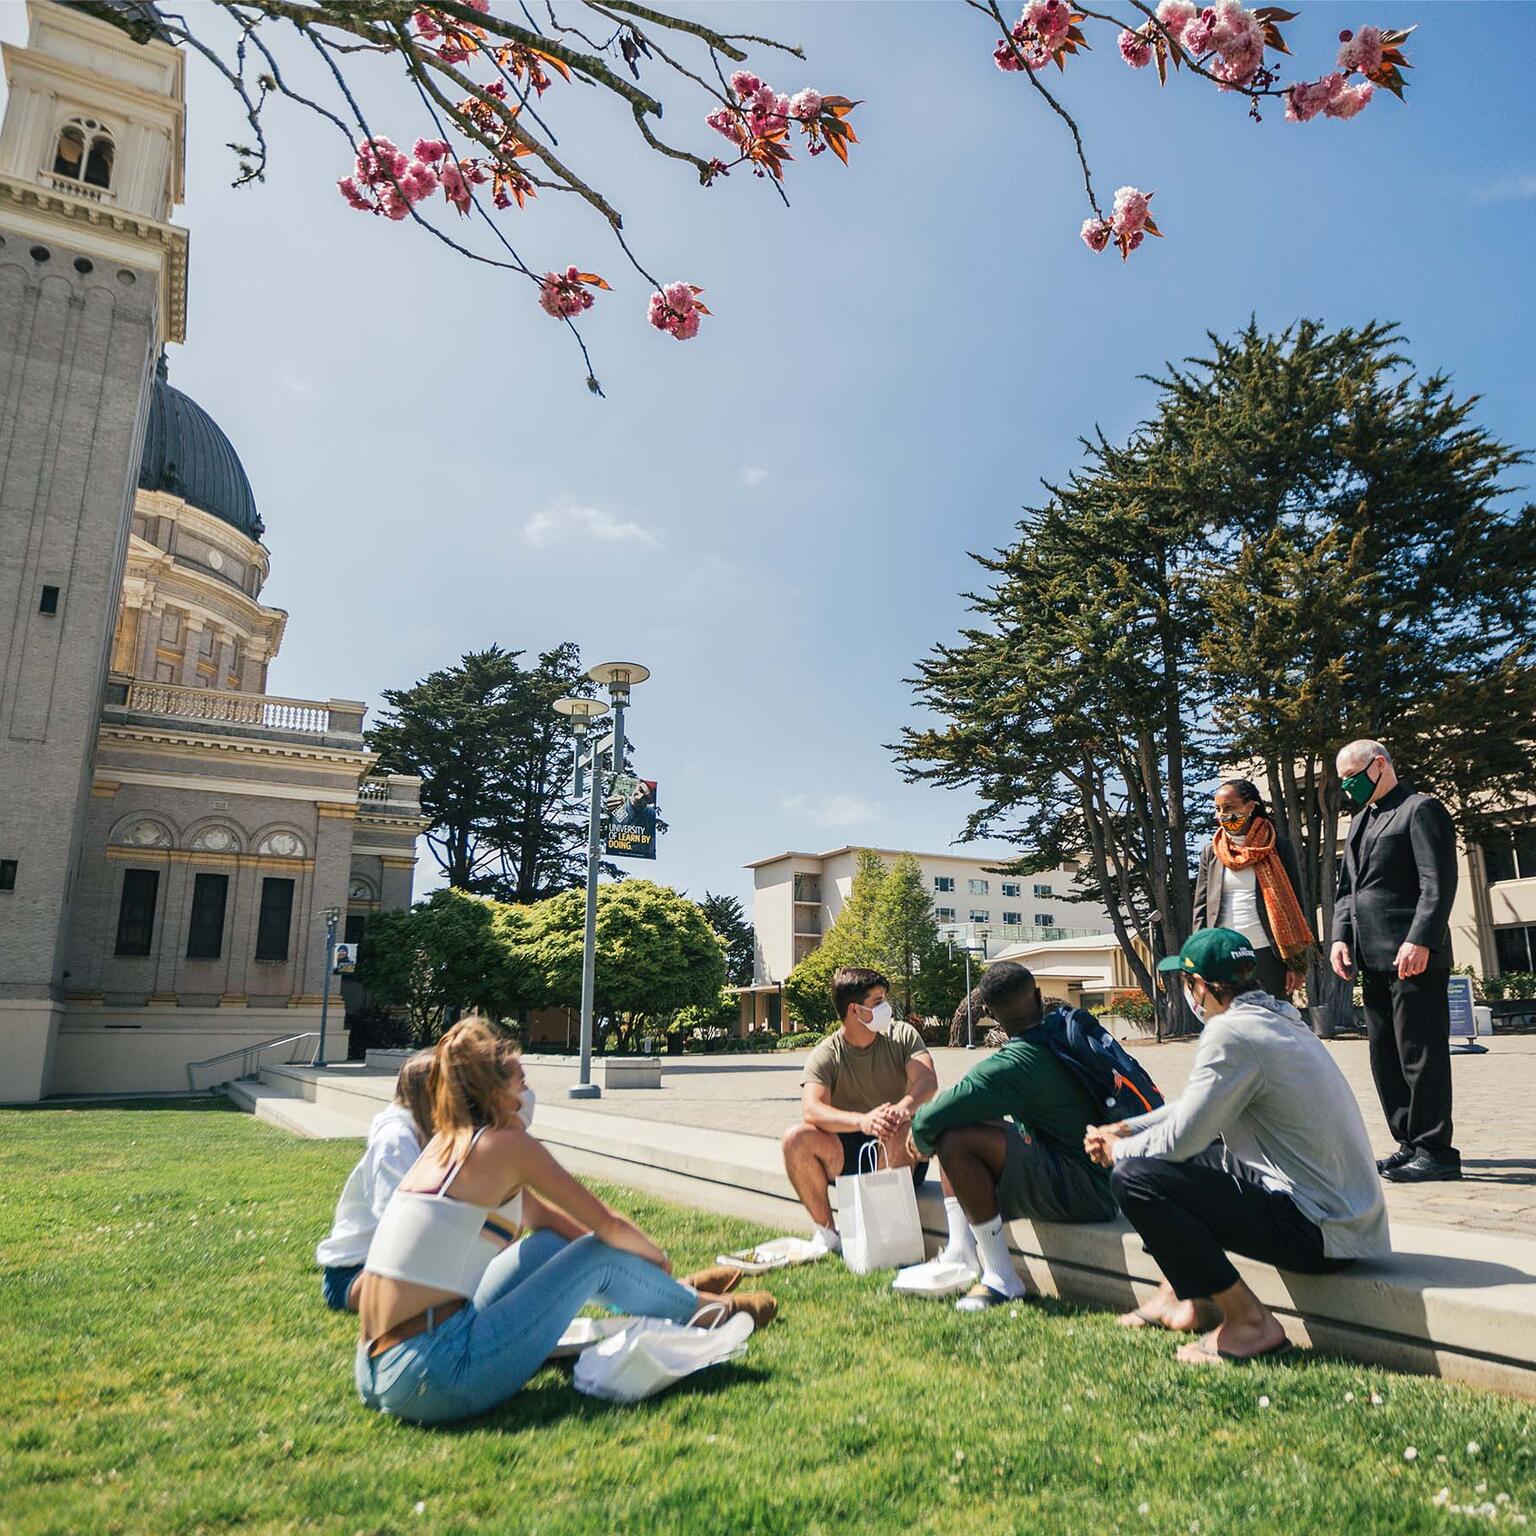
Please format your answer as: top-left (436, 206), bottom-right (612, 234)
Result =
top-left (427, 1016), bottom-right (523, 1161)
top-left (1218, 778), bottom-right (1270, 818)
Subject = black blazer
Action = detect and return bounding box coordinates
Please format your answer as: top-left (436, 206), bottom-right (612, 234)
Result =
top-left (1192, 829), bottom-right (1305, 950)
top-left (1330, 785), bottom-right (1459, 970)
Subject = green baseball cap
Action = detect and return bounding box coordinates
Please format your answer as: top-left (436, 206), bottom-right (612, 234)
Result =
top-left (1157, 928), bottom-right (1259, 982)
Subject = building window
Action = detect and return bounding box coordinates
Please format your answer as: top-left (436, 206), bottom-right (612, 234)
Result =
top-left (255, 877), bottom-right (295, 962)
top-left (344, 913), bottom-right (368, 949)
top-left (53, 118), bottom-right (115, 189)
top-left (1485, 830), bottom-right (1536, 885)
top-left (968, 878), bottom-right (989, 895)
top-left (186, 873), bottom-right (229, 959)
top-left (935, 906), bottom-right (956, 922)
top-left (114, 869), bottom-right (160, 956)
top-left (969, 909), bottom-right (990, 924)
top-left (0, 859), bottom-right (16, 891)
top-left (39, 585), bottom-right (59, 614)
top-left (1494, 925), bottom-right (1536, 975)
top-left (933, 876), bottom-right (955, 893)
top-left (1003, 911), bottom-right (1022, 926)
top-left (1033, 883), bottom-right (1054, 898)
top-left (1035, 913), bottom-right (1057, 928)
top-left (1001, 881), bottom-right (1021, 898)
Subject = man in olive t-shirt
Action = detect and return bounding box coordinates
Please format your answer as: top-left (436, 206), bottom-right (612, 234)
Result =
top-left (781, 966), bottom-right (939, 1255)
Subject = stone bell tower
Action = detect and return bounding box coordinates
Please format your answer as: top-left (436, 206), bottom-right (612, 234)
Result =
top-left (0, 0), bottom-right (187, 1100)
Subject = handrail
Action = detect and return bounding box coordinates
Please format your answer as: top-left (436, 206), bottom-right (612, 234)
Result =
top-left (122, 681), bottom-right (337, 737)
top-left (185, 1032), bottom-right (321, 1091)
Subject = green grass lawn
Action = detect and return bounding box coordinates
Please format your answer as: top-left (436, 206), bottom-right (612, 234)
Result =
top-left (2, 1100), bottom-right (1534, 1536)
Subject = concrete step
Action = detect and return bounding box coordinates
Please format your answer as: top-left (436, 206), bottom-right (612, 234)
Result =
top-left (236, 1063), bottom-right (1536, 1397)
top-left (225, 1078), bottom-right (370, 1140)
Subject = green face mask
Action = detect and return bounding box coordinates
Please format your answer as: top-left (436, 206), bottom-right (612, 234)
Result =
top-left (1341, 764), bottom-right (1378, 809)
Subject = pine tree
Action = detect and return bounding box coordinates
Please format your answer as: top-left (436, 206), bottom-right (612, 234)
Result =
top-left (874, 853), bottom-right (940, 1016)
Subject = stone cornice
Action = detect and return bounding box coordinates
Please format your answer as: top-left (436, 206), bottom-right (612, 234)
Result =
top-left (0, 173), bottom-right (187, 342)
top-left (98, 721), bottom-right (375, 772)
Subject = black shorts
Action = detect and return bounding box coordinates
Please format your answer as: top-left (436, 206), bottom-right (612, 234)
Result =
top-left (837, 1132), bottom-right (928, 1187)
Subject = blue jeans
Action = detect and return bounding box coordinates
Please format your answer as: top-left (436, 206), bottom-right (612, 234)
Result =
top-left (354, 1231), bottom-right (699, 1425)
top-left (322, 1264), bottom-right (363, 1311)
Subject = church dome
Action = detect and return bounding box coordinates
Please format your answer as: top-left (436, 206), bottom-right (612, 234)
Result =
top-left (138, 357), bottom-right (263, 539)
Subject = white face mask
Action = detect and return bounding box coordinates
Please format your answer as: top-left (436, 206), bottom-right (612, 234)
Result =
top-left (1183, 982), bottom-right (1208, 1026)
top-left (515, 1083), bottom-right (536, 1130)
top-left (864, 1001), bottom-right (894, 1034)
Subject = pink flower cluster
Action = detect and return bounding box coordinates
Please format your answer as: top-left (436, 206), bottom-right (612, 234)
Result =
top-left (1118, 26), bottom-right (1154, 68)
top-left (1285, 72), bottom-right (1373, 121)
top-left (647, 281), bottom-right (707, 341)
top-left (1176, 0), bottom-right (1266, 89)
top-left (1081, 186), bottom-right (1157, 257)
top-left (337, 137), bottom-right (439, 221)
top-left (337, 136), bottom-right (486, 219)
top-left (1337, 25), bottom-right (1384, 76)
top-left (539, 267), bottom-right (598, 319)
top-left (410, 0), bottom-right (488, 64)
top-left (707, 71), bottom-right (791, 151)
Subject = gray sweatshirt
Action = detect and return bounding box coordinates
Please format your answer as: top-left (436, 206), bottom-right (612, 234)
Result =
top-left (1113, 992), bottom-right (1391, 1260)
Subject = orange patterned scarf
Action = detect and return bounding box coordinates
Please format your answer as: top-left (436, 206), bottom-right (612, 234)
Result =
top-left (1212, 815), bottom-right (1316, 963)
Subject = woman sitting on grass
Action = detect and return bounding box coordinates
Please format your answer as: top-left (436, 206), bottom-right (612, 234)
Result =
top-left (355, 1016), bottom-right (775, 1425)
top-left (315, 1051), bottom-right (435, 1311)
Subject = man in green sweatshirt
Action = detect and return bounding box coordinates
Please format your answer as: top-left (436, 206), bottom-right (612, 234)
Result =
top-left (910, 961), bottom-right (1117, 1312)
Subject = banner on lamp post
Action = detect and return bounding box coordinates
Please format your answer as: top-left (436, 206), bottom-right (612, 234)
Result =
top-left (605, 775), bottom-right (658, 860)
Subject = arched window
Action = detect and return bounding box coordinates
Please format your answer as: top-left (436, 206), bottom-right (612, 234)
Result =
top-left (52, 118), bottom-right (115, 192)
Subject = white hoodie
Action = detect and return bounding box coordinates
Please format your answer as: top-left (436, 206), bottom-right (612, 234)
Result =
top-left (1114, 992), bottom-right (1391, 1260)
top-left (315, 1103), bottom-right (424, 1268)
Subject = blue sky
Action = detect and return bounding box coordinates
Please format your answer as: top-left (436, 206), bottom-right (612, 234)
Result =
top-left (7, 2), bottom-right (1534, 906)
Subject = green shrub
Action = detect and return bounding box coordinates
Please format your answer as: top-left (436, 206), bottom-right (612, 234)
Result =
top-left (776, 1030), bottom-right (826, 1050)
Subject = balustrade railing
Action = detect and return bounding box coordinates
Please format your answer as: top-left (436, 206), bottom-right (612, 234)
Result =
top-left (122, 680), bottom-right (332, 736)
top-left (43, 172), bottom-right (114, 204)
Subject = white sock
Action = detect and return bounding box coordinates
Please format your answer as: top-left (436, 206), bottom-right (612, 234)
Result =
top-left (969, 1215), bottom-right (1025, 1298)
top-left (812, 1221), bottom-right (841, 1253)
top-left (941, 1198), bottom-right (978, 1267)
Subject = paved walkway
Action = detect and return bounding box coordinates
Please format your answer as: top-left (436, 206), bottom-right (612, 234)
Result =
top-left (520, 1036), bottom-right (1536, 1238)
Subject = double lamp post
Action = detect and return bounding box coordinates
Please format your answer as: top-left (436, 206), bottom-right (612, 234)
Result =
top-left (553, 660), bottom-right (650, 1100)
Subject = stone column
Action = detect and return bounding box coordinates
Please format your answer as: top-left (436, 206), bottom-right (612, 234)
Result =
top-left (178, 618), bottom-right (204, 687)
top-left (298, 805), bottom-right (356, 1016)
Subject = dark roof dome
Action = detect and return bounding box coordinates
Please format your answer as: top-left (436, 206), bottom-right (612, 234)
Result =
top-left (138, 356), bottom-right (263, 539)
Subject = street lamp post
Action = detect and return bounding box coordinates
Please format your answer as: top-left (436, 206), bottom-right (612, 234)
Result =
top-left (554, 661), bottom-right (650, 1100)
top-left (315, 904), bottom-right (341, 1068)
top-left (948, 928), bottom-right (989, 1049)
top-left (1144, 907), bottom-right (1164, 1041)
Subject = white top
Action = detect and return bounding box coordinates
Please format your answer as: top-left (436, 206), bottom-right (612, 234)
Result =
top-left (1216, 864), bottom-right (1269, 950)
top-left (363, 1126), bottom-right (525, 1297)
top-left (315, 1103), bottom-right (424, 1268)
top-left (1114, 993), bottom-right (1390, 1260)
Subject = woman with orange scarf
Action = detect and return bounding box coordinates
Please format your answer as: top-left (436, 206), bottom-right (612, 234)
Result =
top-left (1192, 780), bottom-right (1317, 1000)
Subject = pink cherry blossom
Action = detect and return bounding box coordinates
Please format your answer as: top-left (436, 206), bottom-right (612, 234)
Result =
top-left (1337, 25), bottom-right (1384, 76)
top-left (411, 9), bottom-right (441, 40)
top-left (729, 71), bottom-right (761, 98)
top-left (336, 175), bottom-right (371, 211)
top-left (412, 138), bottom-right (451, 164)
top-left (1156, 0), bottom-right (1197, 43)
top-left (1325, 78), bottom-right (1373, 118)
top-left (1119, 27), bottom-right (1154, 67)
top-left (1182, 7), bottom-right (1218, 55)
top-left (1111, 185), bottom-right (1151, 237)
top-left (648, 281), bottom-right (706, 341)
top-left (1081, 217), bottom-right (1113, 252)
top-left (1025, 0), bottom-right (1071, 51)
top-left (789, 88), bottom-right (823, 121)
top-left (539, 267), bottom-right (599, 319)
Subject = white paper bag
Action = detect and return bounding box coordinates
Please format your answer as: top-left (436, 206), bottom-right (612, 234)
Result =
top-left (572, 1308), bottom-right (754, 1404)
top-left (834, 1142), bottom-right (925, 1275)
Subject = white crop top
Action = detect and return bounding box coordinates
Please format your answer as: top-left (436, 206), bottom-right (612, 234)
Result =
top-left (364, 1127), bottom-right (525, 1296)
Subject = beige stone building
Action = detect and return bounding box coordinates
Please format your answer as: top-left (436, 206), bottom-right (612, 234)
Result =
top-left (0, 1), bottom-right (426, 1099)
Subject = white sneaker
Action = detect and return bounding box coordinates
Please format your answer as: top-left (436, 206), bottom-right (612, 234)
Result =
top-left (807, 1226), bottom-right (841, 1257)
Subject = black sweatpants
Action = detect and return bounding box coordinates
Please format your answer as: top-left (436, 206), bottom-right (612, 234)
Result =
top-left (1111, 1154), bottom-right (1353, 1301)
top-left (1360, 965), bottom-right (1456, 1159)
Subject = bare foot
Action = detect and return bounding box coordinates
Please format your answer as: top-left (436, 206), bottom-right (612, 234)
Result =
top-left (1175, 1312), bottom-right (1289, 1365)
top-left (1118, 1285), bottom-right (1212, 1333)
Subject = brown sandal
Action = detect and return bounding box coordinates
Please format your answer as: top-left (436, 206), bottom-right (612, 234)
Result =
top-left (693, 1291), bottom-right (777, 1330)
top-left (681, 1265), bottom-right (744, 1296)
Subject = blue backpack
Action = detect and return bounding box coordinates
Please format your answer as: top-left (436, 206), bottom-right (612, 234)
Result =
top-left (1031, 1005), bottom-right (1164, 1122)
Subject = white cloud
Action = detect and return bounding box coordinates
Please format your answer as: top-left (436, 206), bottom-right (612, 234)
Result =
top-left (782, 791), bottom-right (880, 829)
top-left (520, 501), bottom-right (661, 549)
top-left (1472, 174), bottom-right (1536, 205)
top-left (740, 465), bottom-right (769, 488)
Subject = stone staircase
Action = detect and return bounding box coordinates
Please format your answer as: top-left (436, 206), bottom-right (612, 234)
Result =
top-left (231, 1060), bottom-right (1536, 1398)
